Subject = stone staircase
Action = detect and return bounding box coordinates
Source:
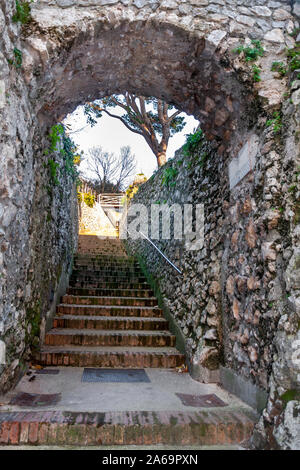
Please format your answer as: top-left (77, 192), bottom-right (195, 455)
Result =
top-left (1, 236), bottom-right (258, 447)
top-left (35, 237), bottom-right (185, 368)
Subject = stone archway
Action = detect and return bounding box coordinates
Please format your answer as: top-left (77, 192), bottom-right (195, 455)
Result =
top-left (0, 0), bottom-right (299, 449)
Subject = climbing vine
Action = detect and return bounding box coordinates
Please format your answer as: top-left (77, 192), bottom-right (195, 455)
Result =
top-left (182, 129), bottom-right (204, 157)
top-left (161, 166), bottom-right (178, 189)
top-left (266, 111), bottom-right (283, 134)
top-left (7, 47), bottom-right (23, 69)
top-left (44, 123), bottom-right (81, 188)
top-left (12, 0), bottom-right (33, 24)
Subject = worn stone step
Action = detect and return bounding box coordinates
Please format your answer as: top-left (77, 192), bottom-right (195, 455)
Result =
top-left (67, 287), bottom-right (154, 298)
top-left (69, 281), bottom-right (149, 290)
top-left (0, 408), bottom-right (257, 446)
top-left (44, 329), bottom-right (175, 347)
top-left (71, 269), bottom-right (144, 277)
top-left (72, 267), bottom-right (143, 275)
top-left (73, 261), bottom-right (141, 271)
top-left (70, 274), bottom-right (147, 283)
top-left (61, 295), bottom-right (158, 307)
top-left (74, 255), bottom-right (133, 263)
top-left (53, 315), bottom-right (169, 331)
top-left (57, 304), bottom-right (163, 318)
top-left (34, 346), bottom-right (185, 368)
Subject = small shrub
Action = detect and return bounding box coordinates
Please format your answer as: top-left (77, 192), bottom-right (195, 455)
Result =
top-left (83, 192), bottom-right (95, 208)
top-left (271, 61), bottom-right (287, 77)
top-left (266, 111), bottom-right (282, 134)
top-left (162, 166), bottom-right (178, 188)
top-left (7, 47), bottom-right (22, 68)
top-left (12, 0), bottom-right (33, 25)
top-left (125, 184), bottom-right (139, 201)
top-left (77, 191), bottom-right (83, 203)
top-left (233, 40), bottom-right (264, 62)
top-left (48, 159), bottom-right (59, 186)
top-left (252, 64), bottom-right (261, 82)
top-left (182, 129), bottom-right (204, 156)
top-left (287, 44), bottom-right (300, 71)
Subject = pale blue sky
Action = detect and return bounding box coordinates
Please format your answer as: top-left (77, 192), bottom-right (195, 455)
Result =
top-left (65, 104), bottom-right (199, 183)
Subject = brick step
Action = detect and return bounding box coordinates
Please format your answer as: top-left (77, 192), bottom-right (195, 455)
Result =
top-left (61, 295), bottom-right (158, 307)
top-left (72, 267), bottom-right (143, 274)
top-left (70, 271), bottom-right (146, 283)
top-left (34, 346), bottom-right (185, 368)
top-left (69, 281), bottom-right (149, 290)
top-left (71, 268), bottom-right (144, 275)
top-left (57, 305), bottom-right (163, 318)
top-left (67, 287), bottom-right (154, 298)
top-left (53, 315), bottom-right (169, 331)
top-left (44, 329), bottom-right (175, 347)
top-left (0, 409), bottom-right (257, 446)
top-left (75, 255), bottom-right (133, 262)
top-left (73, 263), bottom-right (140, 270)
top-left (77, 249), bottom-right (127, 254)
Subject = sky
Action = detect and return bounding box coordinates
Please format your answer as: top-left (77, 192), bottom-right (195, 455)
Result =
top-left (64, 103), bottom-right (199, 184)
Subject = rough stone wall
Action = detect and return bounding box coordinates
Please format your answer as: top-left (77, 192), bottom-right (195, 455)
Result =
top-left (0, 1), bottom-right (78, 393)
top-left (0, 0), bottom-right (299, 449)
top-left (124, 86), bottom-right (300, 447)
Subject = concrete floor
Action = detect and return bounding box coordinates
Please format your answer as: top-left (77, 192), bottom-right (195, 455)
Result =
top-left (0, 367), bottom-right (252, 414)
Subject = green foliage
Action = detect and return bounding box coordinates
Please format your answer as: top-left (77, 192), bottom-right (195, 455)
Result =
top-left (44, 123), bottom-right (80, 188)
top-left (233, 40), bottom-right (264, 62)
top-left (7, 47), bottom-right (22, 68)
top-left (162, 166), bottom-right (178, 188)
top-left (288, 184), bottom-right (297, 193)
top-left (266, 111), bottom-right (282, 134)
top-left (271, 61), bottom-right (287, 77)
top-left (12, 0), bottom-right (33, 24)
top-left (47, 159), bottom-right (59, 186)
top-left (272, 46), bottom-right (300, 82)
top-left (25, 301), bottom-right (41, 343)
top-left (49, 123), bottom-right (64, 152)
top-left (287, 44), bottom-right (300, 71)
top-left (252, 64), bottom-right (261, 82)
top-left (83, 192), bottom-right (95, 208)
top-left (198, 151), bottom-right (209, 168)
top-left (290, 27), bottom-right (300, 38)
top-left (77, 191), bottom-right (83, 203)
top-left (182, 129), bottom-right (204, 156)
top-left (280, 389), bottom-right (300, 406)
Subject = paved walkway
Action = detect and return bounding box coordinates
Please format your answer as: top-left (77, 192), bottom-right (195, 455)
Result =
top-left (1, 367), bottom-right (250, 413)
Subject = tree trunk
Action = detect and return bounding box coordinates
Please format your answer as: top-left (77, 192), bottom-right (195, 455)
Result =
top-left (157, 151), bottom-right (166, 167)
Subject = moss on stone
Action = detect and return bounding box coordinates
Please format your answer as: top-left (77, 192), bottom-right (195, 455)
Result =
top-left (280, 389), bottom-right (300, 406)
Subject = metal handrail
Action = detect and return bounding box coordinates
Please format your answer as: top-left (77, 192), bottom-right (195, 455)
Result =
top-left (139, 231), bottom-right (182, 275)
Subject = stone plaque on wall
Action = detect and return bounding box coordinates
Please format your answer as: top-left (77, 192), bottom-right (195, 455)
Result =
top-left (229, 135), bottom-right (259, 190)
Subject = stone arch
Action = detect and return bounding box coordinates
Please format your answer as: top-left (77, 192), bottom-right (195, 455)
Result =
top-left (23, 14), bottom-right (252, 146)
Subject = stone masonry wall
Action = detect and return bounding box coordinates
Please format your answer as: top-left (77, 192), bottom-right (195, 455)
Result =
top-left (123, 65), bottom-right (300, 450)
top-left (0, 0), bottom-right (299, 449)
top-left (0, 1), bottom-right (78, 392)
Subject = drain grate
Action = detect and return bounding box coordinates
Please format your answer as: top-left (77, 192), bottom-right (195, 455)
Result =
top-left (82, 368), bottom-right (151, 383)
top-left (35, 369), bottom-right (60, 375)
top-left (175, 393), bottom-right (228, 408)
top-left (10, 392), bottom-right (61, 407)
